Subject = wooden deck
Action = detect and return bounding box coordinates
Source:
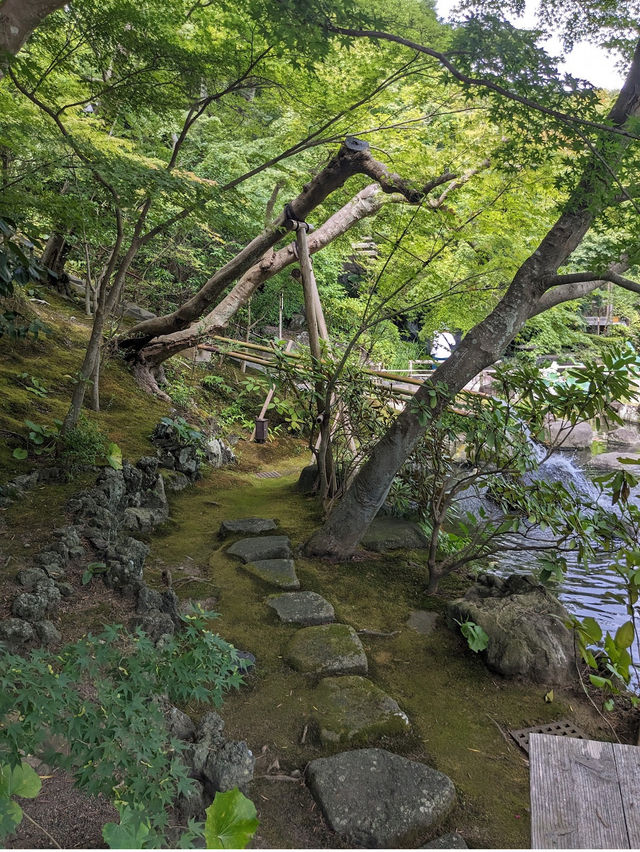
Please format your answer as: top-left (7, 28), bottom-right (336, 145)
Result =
top-left (530, 732), bottom-right (640, 848)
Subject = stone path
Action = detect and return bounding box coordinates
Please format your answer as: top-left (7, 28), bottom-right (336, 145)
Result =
top-left (221, 517), bottom-right (459, 847)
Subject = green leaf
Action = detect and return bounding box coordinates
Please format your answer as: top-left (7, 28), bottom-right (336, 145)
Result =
top-left (589, 674), bottom-right (610, 689)
top-left (614, 620), bottom-right (634, 650)
top-left (102, 806), bottom-right (153, 849)
top-left (580, 616), bottom-right (602, 645)
top-left (0, 798), bottom-right (23, 840)
top-left (12, 448), bottom-right (27, 460)
top-left (106, 443), bottom-right (123, 471)
top-left (604, 698), bottom-right (615, 711)
top-left (0, 762), bottom-right (42, 798)
top-left (457, 620), bottom-right (489, 653)
top-left (204, 789), bottom-right (258, 850)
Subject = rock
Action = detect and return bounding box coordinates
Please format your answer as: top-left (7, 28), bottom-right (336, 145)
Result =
top-left (243, 559), bottom-right (300, 590)
top-left (590, 451), bottom-right (640, 472)
top-left (362, 517), bottom-right (429, 552)
top-left (297, 464), bottom-right (318, 494)
top-left (129, 610), bottom-right (175, 642)
top-left (312, 676), bottom-right (411, 745)
top-left (105, 537), bottom-right (149, 588)
top-left (122, 506), bottom-right (166, 533)
top-left (0, 617), bottom-right (35, 648)
top-left (407, 610), bottom-right (439, 636)
top-left (123, 302), bottom-right (156, 322)
top-left (447, 573), bottom-right (575, 683)
top-left (12, 592), bottom-right (46, 621)
top-left (157, 698), bottom-right (196, 741)
top-left (219, 518), bottom-right (278, 539)
top-left (205, 437), bottom-right (236, 469)
top-left (226, 536), bottom-right (291, 563)
top-left (285, 623), bottom-right (368, 677)
top-left (306, 749), bottom-right (456, 847)
top-left (203, 740), bottom-right (255, 792)
top-left (57, 583), bottom-right (74, 598)
top-left (192, 712), bottom-right (226, 776)
top-left (34, 620), bottom-right (62, 646)
top-left (15, 567), bottom-right (48, 589)
top-left (267, 591), bottom-right (334, 625)
top-left (607, 426), bottom-right (640, 446)
top-left (165, 471), bottom-right (190, 492)
top-left (422, 832), bottom-right (468, 848)
top-left (136, 584), bottom-right (164, 614)
top-left (176, 779), bottom-right (209, 822)
top-left (545, 418), bottom-right (594, 448)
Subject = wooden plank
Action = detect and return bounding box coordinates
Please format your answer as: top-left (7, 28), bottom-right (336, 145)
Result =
top-left (530, 733), bottom-right (629, 849)
top-left (612, 741), bottom-right (640, 848)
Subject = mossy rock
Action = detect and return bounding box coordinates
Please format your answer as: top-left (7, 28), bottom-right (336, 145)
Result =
top-left (284, 623), bottom-right (367, 676)
top-left (266, 591), bottom-right (334, 625)
top-left (361, 517), bottom-right (429, 552)
top-left (313, 675), bottom-right (411, 746)
top-left (243, 558), bottom-right (300, 590)
top-left (226, 535), bottom-right (291, 563)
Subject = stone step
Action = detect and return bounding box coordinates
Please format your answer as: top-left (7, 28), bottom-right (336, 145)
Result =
top-left (218, 518), bottom-right (277, 538)
top-left (267, 592), bottom-right (334, 626)
top-left (243, 559), bottom-right (300, 590)
top-left (226, 535), bottom-right (291, 563)
top-left (285, 623), bottom-right (367, 677)
top-left (312, 675), bottom-right (410, 746)
top-left (306, 748), bottom-right (456, 848)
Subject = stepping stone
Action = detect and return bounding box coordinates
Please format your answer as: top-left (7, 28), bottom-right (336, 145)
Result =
top-left (361, 517), bottom-right (429, 552)
top-left (312, 675), bottom-right (410, 746)
top-left (267, 592), bottom-right (334, 626)
top-left (226, 535), bottom-right (291, 563)
top-left (407, 610), bottom-right (439, 635)
top-left (244, 559), bottom-right (300, 590)
top-left (422, 833), bottom-right (468, 848)
top-left (306, 748), bottom-right (456, 848)
top-left (219, 518), bottom-right (277, 538)
top-left (285, 623), bottom-right (367, 676)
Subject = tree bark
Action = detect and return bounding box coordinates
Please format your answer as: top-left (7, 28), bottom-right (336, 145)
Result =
top-left (0, 0), bottom-right (66, 68)
top-left (304, 39), bottom-right (640, 559)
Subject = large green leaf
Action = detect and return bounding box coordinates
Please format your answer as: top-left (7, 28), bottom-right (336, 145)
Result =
top-left (204, 789), bottom-right (258, 850)
top-left (0, 762), bottom-right (42, 798)
top-left (0, 798), bottom-right (23, 840)
top-left (102, 806), bottom-right (153, 849)
top-left (614, 620), bottom-right (634, 650)
top-left (106, 443), bottom-right (123, 471)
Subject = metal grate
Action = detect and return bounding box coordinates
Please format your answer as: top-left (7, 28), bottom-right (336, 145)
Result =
top-left (254, 471), bottom-right (281, 479)
top-left (509, 719), bottom-right (587, 754)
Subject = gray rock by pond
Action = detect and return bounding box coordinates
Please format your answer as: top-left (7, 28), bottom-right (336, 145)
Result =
top-left (306, 748), bottom-right (456, 847)
top-left (589, 451), bottom-right (640, 472)
top-left (219, 518), bottom-right (278, 538)
top-left (447, 573), bottom-right (575, 683)
top-left (545, 418), bottom-right (593, 448)
top-left (226, 535), bottom-right (291, 563)
top-left (312, 675), bottom-right (410, 745)
top-left (362, 517), bottom-right (429, 552)
top-left (607, 426), bottom-right (640, 446)
top-left (285, 623), bottom-right (368, 676)
top-left (243, 559), bottom-right (300, 590)
top-left (267, 591), bottom-right (334, 625)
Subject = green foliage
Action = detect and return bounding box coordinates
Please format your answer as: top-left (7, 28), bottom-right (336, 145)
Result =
top-left (204, 788), bottom-right (259, 850)
top-left (0, 761), bottom-right (42, 841)
top-left (16, 372), bottom-right (48, 398)
top-left (60, 415), bottom-right (107, 468)
top-left (456, 620), bottom-right (490, 654)
top-left (81, 561), bottom-right (107, 586)
top-left (0, 607), bottom-right (247, 843)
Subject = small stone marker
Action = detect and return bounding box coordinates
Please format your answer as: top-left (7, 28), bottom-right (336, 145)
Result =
top-left (266, 591), bottom-right (334, 625)
top-left (218, 518), bottom-right (277, 538)
top-left (243, 559), bottom-right (300, 590)
top-left (226, 535), bottom-right (291, 563)
top-left (285, 623), bottom-right (368, 676)
top-left (407, 610), bottom-right (439, 635)
top-left (306, 748), bottom-right (456, 847)
top-left (312, 675), bottom-right (410, 745)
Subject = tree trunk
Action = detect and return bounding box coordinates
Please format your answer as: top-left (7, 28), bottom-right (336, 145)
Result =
top-left (0, 0), bottom-right (66, 68)
top-left (304, 40), bottom-right (640, 558)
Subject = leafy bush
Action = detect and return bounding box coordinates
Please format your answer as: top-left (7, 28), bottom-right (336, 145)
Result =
top-left (59, 414), bottom-right (108, 468)
top-left (0, 607), bottom-right (247, 844)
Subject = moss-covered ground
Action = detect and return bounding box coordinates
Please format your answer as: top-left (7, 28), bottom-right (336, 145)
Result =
top-left (0, 292), bottom-right (622, 849)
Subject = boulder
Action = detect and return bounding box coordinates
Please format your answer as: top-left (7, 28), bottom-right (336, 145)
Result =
top-left (306, 749), bottom-right (456, 847)
top-left (607, 426), bottom-right (640, 447)
top-left (0, 617), bottom-right (35, 648)
top-left (447, 573), bottom-right (575, 683)
top-left (243, 559), bottom-right (300, 590)
top-left (192, 712), bottom-right (226, 776)
top-left (267, 591), bottom-right (334, 625)
top-left (34, 620), bottom-right (62, 646)
top-left (312, 676), bottom-right (411, 745)
top-left (203, 740), bottom-right (255, 792)
top-left (218, 518), bottom-right (278, 539)
top-left (15, 567), bottom-right (48, 589)
top-left (165, 471), bottom-right (190, 492)
top-left (297, 464), bottom-right (318, 494)
top-left (129, 610), bottom-right (175, 642)
top-left (545, 419), bottom-right (593, 449)
top-left (362, 517), bottom-right (429, 552)
top-left (157, 697), bottom-right (196, 741)
top-left (285, 623), bottom-right (368, 677)
top-left (590, 451), bottom-right (640, 472)
top-left (11, 579), bottom-right (61, 621)
top-left (407, 610), bottom-right (439, 636)
top-left (226, 536), bottom-right (291, 563)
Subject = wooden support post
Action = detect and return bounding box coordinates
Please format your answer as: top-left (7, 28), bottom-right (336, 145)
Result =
top-left (250, 340), bottom-right (294, 441)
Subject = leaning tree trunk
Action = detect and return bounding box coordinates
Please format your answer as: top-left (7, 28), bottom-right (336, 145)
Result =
top-left (304, 40), bottom-right (640, 558)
